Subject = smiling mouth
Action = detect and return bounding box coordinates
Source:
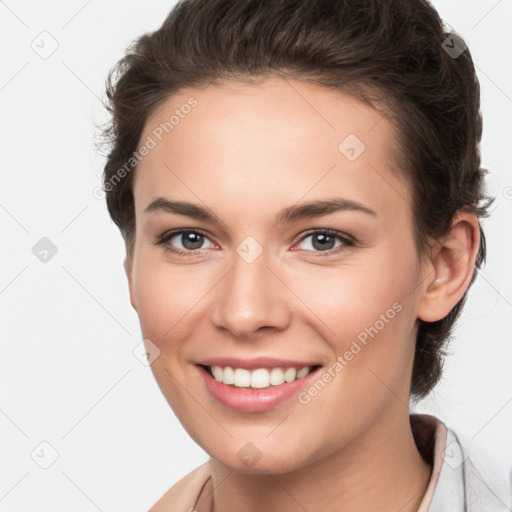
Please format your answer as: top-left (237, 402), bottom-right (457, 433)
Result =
top-left (199, 364), bottom-right (322, 389)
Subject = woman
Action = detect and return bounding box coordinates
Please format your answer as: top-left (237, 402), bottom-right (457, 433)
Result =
top-left (100, 0), bottom-right (511, 510)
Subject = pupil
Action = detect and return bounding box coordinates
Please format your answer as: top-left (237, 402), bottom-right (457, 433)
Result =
top-left (313, 234), bottom-right (334, 251)
top-left (179, 233), bottom-right (335, 251)
top-left (183, 233), bottom-right (203, 250)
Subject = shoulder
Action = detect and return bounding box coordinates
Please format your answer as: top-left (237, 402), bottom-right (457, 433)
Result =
top-left (454, 428), bottom-right (512, 511)
top-left (411, 413), bottom-right (512, 511)
top-left (149, 462), bottom-right (211, 512)
top-left (434, 421), bottom-right (512, 511)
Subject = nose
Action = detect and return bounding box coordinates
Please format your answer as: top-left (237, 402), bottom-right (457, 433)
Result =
top-left (210, 247), bottom-right (292, 339)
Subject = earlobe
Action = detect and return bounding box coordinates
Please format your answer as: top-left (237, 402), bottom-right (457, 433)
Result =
top-left (417, 212), bottom-right (480, 323)
top-left (123, 257), bottom-right (137, 311)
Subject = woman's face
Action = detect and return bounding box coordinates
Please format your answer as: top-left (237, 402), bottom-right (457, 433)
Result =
top-left (126, 77), bottom-right (429, 473)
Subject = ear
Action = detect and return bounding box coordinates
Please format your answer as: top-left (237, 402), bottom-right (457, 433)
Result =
top-left (417, 211), bottom-right (480, 323)
top-left (123, 256), bottom-right (137, 311)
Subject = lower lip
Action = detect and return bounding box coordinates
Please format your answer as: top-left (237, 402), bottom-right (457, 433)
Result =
top-left (197, 365), bottom-right (321, 413)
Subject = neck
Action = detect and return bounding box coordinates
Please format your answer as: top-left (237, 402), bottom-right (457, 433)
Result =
top-left (209, 408), bottom-right (432, 512)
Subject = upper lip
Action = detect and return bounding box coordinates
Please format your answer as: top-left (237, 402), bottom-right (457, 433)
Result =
top-left (196, 357), bottom-right (321, 370)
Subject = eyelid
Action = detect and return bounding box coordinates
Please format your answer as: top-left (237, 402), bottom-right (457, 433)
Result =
top-left (156, 227), bottom-right (218, 252)
top-left (159, 227), bottom-right (212, 243)
top-left (293, 229), bottom-right (354, 246)
top-left (291, 229), bottom-right (355, 256)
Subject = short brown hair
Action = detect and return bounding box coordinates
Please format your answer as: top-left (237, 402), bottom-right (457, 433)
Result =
top-left (99, 0), bottom-right (493, 400)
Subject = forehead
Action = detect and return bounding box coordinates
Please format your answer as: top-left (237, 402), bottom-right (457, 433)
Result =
top-left (134, 77), bottom-right (410, 221)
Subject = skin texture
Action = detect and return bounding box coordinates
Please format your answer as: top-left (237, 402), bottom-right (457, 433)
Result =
top-left (124, 77), bottom-right (480, 512)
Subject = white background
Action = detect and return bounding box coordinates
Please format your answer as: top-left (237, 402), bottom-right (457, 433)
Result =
top-left (1, 0), bottom-right (511, 510)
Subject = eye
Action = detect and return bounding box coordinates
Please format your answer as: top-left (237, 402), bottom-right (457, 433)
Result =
top-left (155, 228), bottom-right (355, 258)
top-left (155, 229), bottom-right (217, 256)
top-left (292, 229), bottom-right (354, 256)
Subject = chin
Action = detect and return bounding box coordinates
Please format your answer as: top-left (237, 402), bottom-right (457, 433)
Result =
top-left (208, 444), bottom-right (312, 475)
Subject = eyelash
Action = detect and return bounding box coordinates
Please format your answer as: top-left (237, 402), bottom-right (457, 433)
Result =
top-left (155, 228), bottom-right (355, 258)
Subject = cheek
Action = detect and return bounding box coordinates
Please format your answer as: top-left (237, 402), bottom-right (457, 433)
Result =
top-left (293, 268), bottom-right (416, 440)
top-left (130, 256), bottom-right (208, 414)
top-left (289, 255), bottom-right (415, 340)
top-left (131, 251), bottom-right (212, 341)
top-left (287, 245), bottom-right (419, 386)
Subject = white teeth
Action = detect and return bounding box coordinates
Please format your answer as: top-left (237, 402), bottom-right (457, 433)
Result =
top-left (296, 367), bottom-right (310, 379)
top-left (233, 368), bottom-right (251, 387)
top-left (269, 367), bottom-right (285, 385)
top-left (284, 367), bottom-right (297, 382)
top-left (223, 366), bottom-right (235, 385)
top-left (251, 368), bottom-right (270, 388)
top-left (209, 365), bottom-right (314, 388)
top-left (212, 366), bottom-right (223, 382)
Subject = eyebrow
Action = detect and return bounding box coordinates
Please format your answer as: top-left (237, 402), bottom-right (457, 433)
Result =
top-left (144, 197), bottom-right (377, 225)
